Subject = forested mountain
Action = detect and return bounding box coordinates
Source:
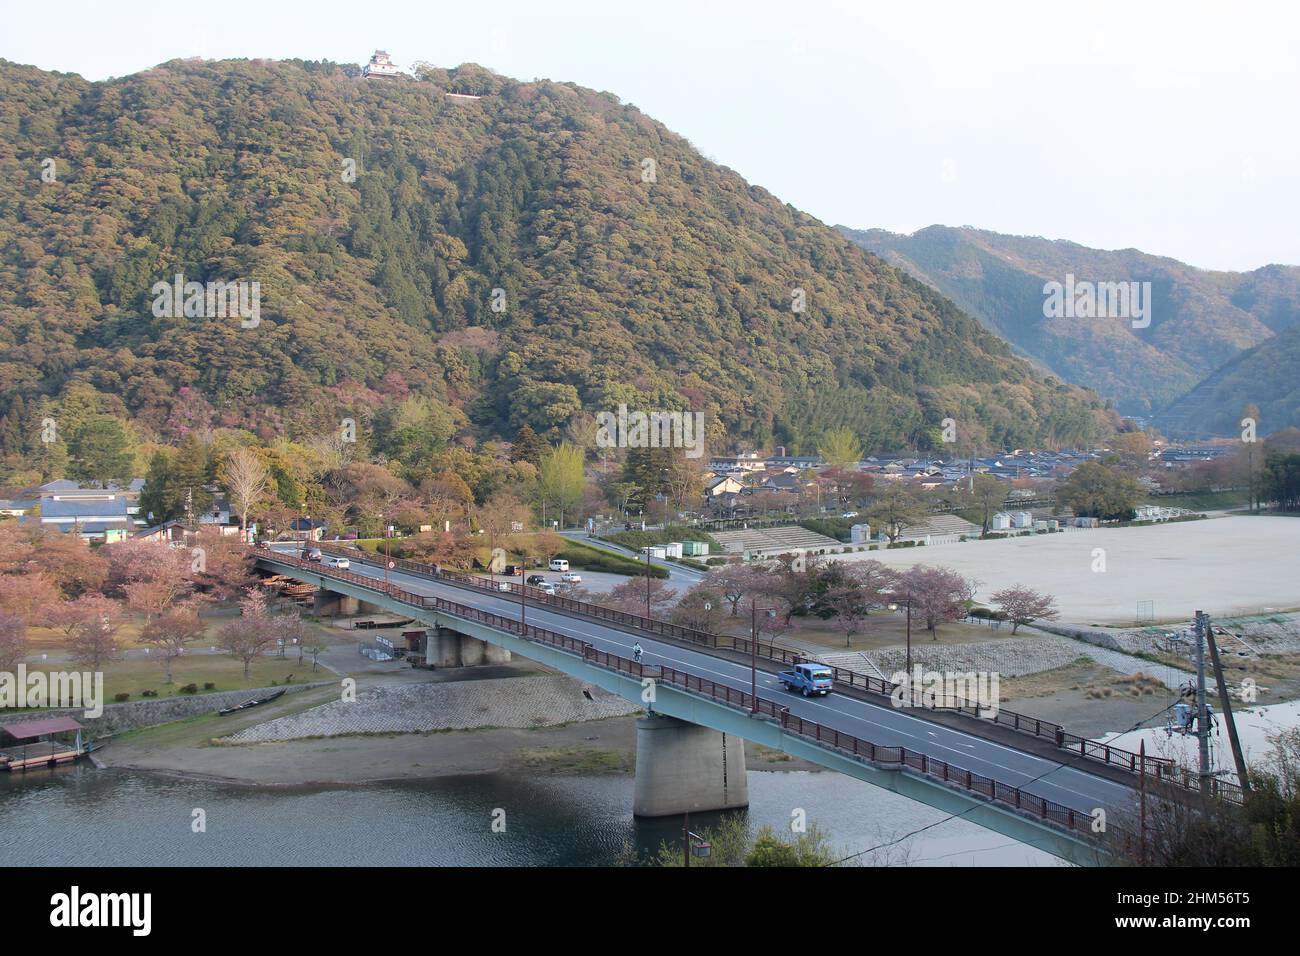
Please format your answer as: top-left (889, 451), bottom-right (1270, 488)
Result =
top-left (839, 225), bottom-right (1300, 417)
top-left (0, 56), bottom-right (1110, 476)
top-left (1154, 322), bottom-right (1300, 438)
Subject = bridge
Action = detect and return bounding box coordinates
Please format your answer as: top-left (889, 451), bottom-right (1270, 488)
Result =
top-left (252, 544), bottom-right (1219, 865)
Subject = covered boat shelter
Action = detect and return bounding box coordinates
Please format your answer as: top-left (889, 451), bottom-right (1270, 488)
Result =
top-left (0, 717), bottom-right (86, 771)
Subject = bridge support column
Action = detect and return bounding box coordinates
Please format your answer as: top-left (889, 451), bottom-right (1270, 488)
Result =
top-left (313, 589), bottom-right (342, 616)
top-left (425, 625), bottom-right (461, 667)
top-left (632, 714), bottom-right (748, 816)
top-left (422, 626), bottom-right (512, 667)
top-left (458, 634), bottom-right (511, 666)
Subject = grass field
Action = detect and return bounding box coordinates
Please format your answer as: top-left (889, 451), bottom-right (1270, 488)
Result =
top-left (19, 615), bottom-right (341, 704)
top-left (20, 655), bottom-right (315, 703)
top-left (1143, 490), bottom-right (1249, 511)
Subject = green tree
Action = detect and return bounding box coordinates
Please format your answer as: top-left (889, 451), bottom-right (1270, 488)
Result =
top-left (966, 473), bottom-right (1007, 535)
top-left (67, 417), bottom-right (134, 488)
top-left (866, 484), bottom-right (926, 544)
top-left (1055, 461), bottom-right (1142, 521)
top-left (537, 442), bottom-right (585, 528)
top-left (817, 427), bottom-right (861, 470)
top-left (510, 425), bottom-right (548, 467)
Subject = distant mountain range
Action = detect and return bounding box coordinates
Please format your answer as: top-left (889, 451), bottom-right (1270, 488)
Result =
top-left (1155, 321), bottom-right (1300, 438)
top-left (838, 225), bottom-right (1300, 433)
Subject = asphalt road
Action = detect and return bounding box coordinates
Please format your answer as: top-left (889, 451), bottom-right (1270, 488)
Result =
top-left (560, 529), bottom-right (707, 587)
top-left (266, 545), bottom-right (1138, 819)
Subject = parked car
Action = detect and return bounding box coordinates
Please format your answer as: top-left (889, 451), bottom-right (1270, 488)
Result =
top-left (526, 574), bottom-right (547, 586)
top-left (778, 662), bottom-right (834, 697)
top-left (549, 558), bottom-right (570, 572)
top-left (537, 581), bottom-right (559, 595)
top-left (561, 572), bottom-right (583, 584)
top-left (325, 556), bottom-right (351, 570)
top-left (842, 511), bottom-right (859, 519)
top-left (495, 581), bottom-right (512, 592)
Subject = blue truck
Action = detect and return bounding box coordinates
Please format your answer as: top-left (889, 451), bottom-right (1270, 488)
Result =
top-left (777, 662), bottom-right (834, 696)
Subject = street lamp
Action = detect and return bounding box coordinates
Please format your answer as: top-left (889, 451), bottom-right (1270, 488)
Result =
top-left (750, 600), bottom-right (777, 714)
top-left (383, 519), bottom-right (393, 587)
top-left (888, 597), bottom-right (913, 673)
top-left (682, 811), bottom-right (712, 868)
top-left (644, 545), bottom-right (653, 618)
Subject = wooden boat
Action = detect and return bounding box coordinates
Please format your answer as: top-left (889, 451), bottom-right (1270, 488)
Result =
top-left (217, 688), bottom-right (286, 716)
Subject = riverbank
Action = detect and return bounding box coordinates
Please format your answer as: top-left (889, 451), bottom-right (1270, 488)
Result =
top-left (100, 669), bottom-right (824, 787)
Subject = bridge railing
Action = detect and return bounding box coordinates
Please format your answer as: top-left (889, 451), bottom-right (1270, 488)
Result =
top-left (309, 541), bottom-right (809, 660)
top-left (257, 547), bottom-right (1143, 848)
top-left (296, 542), bottom-right (1179, 788)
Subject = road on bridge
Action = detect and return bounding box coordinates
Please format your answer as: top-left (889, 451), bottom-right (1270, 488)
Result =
top-left (269, 545), bottom-right (1141, 824)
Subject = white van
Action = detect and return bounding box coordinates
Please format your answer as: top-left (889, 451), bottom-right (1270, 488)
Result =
top-left (549, 558), bottom-right (569, 572)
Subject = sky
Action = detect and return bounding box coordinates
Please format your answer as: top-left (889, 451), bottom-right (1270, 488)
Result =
top-left (6, 0), bottom-right (1298, 271)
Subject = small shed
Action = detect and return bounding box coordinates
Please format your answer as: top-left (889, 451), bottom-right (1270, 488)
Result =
top-left (0, 716), bottom-right (85, 771)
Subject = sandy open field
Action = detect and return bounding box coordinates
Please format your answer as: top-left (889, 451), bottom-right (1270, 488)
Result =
top-left (837, 516), bottom-right (1300, 625)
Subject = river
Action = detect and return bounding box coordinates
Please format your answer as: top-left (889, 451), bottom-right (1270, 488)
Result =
top-left (0, 765), bottom-right (1061, 866)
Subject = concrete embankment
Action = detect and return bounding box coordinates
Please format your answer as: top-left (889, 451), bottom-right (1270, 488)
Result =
top-left (5, 681), bottom-right (332, 738)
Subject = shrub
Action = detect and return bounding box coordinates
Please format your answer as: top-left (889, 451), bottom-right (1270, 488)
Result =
top-left (114, 692), bottom-right (130, 702)
top-left (203, 682), bottom-right (215, 690)
top-left (179, 683), bottom-right (198, 694)
top-left (141, 689), bottom-right (158, 698)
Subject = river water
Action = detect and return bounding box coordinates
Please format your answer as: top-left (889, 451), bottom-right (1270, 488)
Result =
top-left (0, 765), bottom-right (1060, 866)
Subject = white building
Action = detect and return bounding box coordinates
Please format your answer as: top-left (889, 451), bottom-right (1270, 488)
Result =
top-left (363, 51), bottom-right (403, 79)
top-left (990, 512), bottom-right (1012, 531)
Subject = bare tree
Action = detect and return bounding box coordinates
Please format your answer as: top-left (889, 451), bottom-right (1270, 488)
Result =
top-left (671, 586), bottom-right (725, 632)
top-left (702, 563), bottom-right (762, 616)
top-left (67, 595), bottom-right (125, 669)
top-left (222, 446), bottom-right (271, 532)
top-left (140, 603), bottom-right (206, 683)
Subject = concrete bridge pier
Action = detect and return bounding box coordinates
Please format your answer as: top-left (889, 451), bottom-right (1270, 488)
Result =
top-left (313, 589), bottom-right (359, 616)
top-left (632, 714), bottom-right (748, 816)
top-left (423, 624), bottom-right (512, 667)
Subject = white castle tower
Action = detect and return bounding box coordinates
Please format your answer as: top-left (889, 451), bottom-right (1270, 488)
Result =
top-left (362, 50), bottom-right (403, 79)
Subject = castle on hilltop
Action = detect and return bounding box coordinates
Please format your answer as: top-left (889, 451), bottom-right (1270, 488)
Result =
top-left (362, 50), bottom-right (403, 79)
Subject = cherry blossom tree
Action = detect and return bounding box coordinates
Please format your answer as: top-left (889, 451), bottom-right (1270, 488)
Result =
top-left (990, 585), bottom-right (1059, 634)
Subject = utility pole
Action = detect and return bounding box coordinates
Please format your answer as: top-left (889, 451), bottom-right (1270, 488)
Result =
top-left (1139, 739), bottom-right (1148, 865)
top-left (1194, 610), bottom-right (1212, 800)
top-left (1205, 616), bottom-right (1251, 797)
top-left (905, 598), bottom-right (913, 674)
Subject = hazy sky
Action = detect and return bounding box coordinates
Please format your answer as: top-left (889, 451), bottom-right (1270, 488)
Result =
top-left (7, 0), bottom-right (1298, 271)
